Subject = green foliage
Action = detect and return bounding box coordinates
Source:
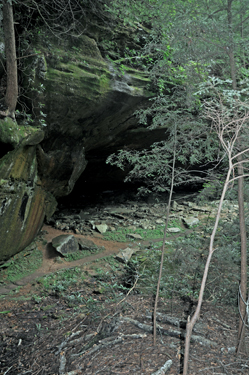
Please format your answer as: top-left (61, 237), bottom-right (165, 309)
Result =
top-left (106, 0), bottom-right (249, 196)
top-left (118, 217), bottom-right (243, 305)
top-left (103, 220), bottom-right (182, 242)
top-left (107, 114), bottom-right (219, 194)
top-left (38, 267), bottom-right (84, 295)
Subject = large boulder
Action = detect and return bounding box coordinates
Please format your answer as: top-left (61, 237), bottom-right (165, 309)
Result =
top-left (0, 33), bottom-right (152, 261)
top-left (0, 145), bottom-right (57, 261)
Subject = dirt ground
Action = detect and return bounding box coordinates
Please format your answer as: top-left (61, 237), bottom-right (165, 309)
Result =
top-left (0, 225), bottom-right (249, 375)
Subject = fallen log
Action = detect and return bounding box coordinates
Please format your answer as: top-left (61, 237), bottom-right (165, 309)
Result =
top-left (122, 317), bottom-right (217, 347)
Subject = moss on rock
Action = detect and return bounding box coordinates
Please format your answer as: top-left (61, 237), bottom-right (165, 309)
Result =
top-left (0, 117), bottom-right (44, 148)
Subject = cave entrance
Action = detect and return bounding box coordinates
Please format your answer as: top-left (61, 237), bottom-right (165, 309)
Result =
top-left (49, 158), bottom-right (201, 238)
top-left (0, 142), bottom-right (14, 159)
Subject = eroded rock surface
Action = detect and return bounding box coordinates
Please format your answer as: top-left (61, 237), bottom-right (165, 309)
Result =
top-left (0, 33), bottom-right (151, 261)
top-left (0, 146), bottom-right (57, 261)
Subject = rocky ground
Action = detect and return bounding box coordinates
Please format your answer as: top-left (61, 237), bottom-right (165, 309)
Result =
top-left (0, 190), bottom-right (249, 374)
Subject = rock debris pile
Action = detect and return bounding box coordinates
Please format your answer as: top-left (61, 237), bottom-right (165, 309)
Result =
top-left (47, 191), bottom-right (240, 236)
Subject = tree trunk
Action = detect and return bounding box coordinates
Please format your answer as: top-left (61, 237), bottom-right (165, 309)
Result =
top-left (227, 0), bottom-right (247, 354)
top-left (237, 158), bottom-right (247, 354)
top-left (2, 0), bottom-right (18, 118)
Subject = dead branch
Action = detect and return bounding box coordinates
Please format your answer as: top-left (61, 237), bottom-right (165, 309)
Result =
top-left (59, 351), bottom-right (66, 374)
top-left (151, 359), bottom-right (173, 375)
top-left (55, 331), bottom-right (83, 355)
top-left (122, 317), bottom-right (217, 347)
top-left (70, 333), bottom-right (147, 358)
top-left (147, 312), bottom-right (180, 328)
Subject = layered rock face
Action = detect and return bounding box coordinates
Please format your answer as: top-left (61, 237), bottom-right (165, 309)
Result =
top-left (0, 34), bottom-right (152, 261)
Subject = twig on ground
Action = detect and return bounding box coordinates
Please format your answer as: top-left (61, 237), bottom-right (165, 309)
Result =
top-left (218, 360), bottom-right (229, 374)
top-left (3, 367), bottom-right (13, 375)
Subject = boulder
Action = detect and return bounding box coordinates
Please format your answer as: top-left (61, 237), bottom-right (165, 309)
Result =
top-left (96, 223), bottom-right (108, 234)
top-left (77, 238), bottom-right (97, 251)
top-left (182, 216), bottom-right (199, 228)
top-left (52, 234), bottom-right (79, 256)
top-left (115, 247), bottom-right (138, 263)
top-left (0, 31), bottom-right (153, 260)
top-left (127, 233), bottom-right (143, 240)
top-left (0, 146), bottom-right (57, 261)
top-left (167, 227), bottom-right (181, 233)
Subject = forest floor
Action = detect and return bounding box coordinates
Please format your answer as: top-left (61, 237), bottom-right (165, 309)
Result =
top-left (1, 194), bottom-right (249, 374)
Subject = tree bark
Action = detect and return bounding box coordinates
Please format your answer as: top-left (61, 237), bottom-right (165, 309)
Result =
top-left (227, 0), bottom-right (247, 354)
top-left (237, 158), bottom-right (247, 354)
top-left (2, 0), bottom-right (18, 117)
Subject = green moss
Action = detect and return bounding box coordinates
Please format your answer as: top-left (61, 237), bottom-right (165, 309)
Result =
top-left (0, 118), bottom-right (44, 148)
top-left (0, 118), bottom-right (20, 146)
top-left (99, 74), bottom-right (111, 93)
top-left (46, 56), bottom-right (111, 102)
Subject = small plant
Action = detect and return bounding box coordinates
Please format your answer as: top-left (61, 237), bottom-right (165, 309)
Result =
top-left (32, 294), bottom-right (43, 304)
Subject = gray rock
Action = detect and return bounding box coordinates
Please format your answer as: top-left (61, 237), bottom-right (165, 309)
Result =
top-left (115, 247), bottom-right (138, 263)
top-left (127, 233), bottom-right (143, 240)
top-left (52, 234), bottom-right (79, 256)
top-left (155, 219), bottom-right (165, 224)
top-left (182, 216), bottom-right (199, 228)
top-left (96, 223), bottom-right (108, 234)
top-left (77, 238), bottom-right (97, 251)
top-left (167, 227), bottom-right (181, 233)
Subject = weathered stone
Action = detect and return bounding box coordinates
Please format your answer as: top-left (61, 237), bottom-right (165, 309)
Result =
top-left (36, 142), bottom-right (87, 197)
top-left (115, 247), bottom-right (138, 263)
top-left (127, 233), bottom-right (143, 240)
top-left (0, 146), bottom-right (57, 261)
top-left (0, 25), bottom-right (155, 261)
top-left (96, 223), bottom-right (108, 234)
top-left (52, 234), bottom-right (79, 256)
top-left (77, 238), bottom-right (96, 250)
top-left (155, 219), bottom-right (165, 224)
top-left (167, 227), bottom-right (181, 233)
top-left (182, 216), bottom-right (199, 228)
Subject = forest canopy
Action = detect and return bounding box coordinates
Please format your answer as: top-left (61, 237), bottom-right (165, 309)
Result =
top-left (103, 0), bottom-right (249, 195)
